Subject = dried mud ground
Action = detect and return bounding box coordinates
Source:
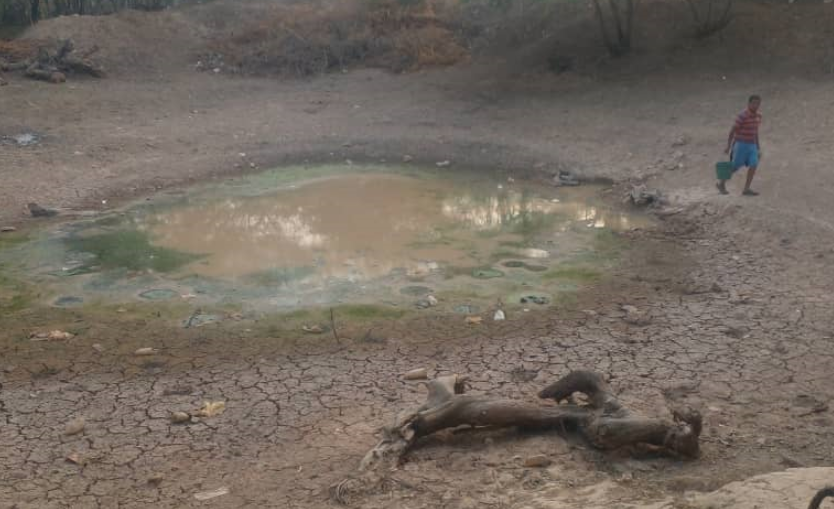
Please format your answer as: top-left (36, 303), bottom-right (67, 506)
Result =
top-left (3, 32), bottom-right (834, 509)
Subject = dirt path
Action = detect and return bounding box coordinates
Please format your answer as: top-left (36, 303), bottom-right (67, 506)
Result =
top-left (3, 9), bottom-right (834, 508)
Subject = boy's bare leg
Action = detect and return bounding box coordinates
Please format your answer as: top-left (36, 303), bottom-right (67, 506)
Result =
top-left (742, 167), bottom-right (758, 196)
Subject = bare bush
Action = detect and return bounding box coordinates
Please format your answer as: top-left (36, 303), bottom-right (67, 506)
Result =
top-left (208, 0), bottom-right (467, 76)
top-left (591, 0), bottom-right (636, 56)
top-left (684, 0), bottom-right (734, 38)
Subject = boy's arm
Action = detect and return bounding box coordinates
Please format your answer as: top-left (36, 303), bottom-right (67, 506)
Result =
top-left (725, 125), bottom-right (736, 154)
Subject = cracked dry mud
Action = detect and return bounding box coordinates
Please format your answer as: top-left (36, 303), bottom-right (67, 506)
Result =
top-left (2, 198), bottom-right (834, 509)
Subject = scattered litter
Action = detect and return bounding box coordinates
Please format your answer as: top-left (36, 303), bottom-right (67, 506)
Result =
top-left (493, 309), bottom-right (506, 321)
top-left (134, 347), bottom-right (158, 356)
top-left (415, 294), bottom-right (438, 308)
top-left (520, 295), bottom-right (549, 305)
top-left (403, 368), bottom-right (428, 380)
top-left (65, 453), bottom-right (84, 465)
top-left (64, 418), bottom-right (86, 436)
top-left (194, 487), bottom-right (229, 501)
top-left (435, 160), bottom-right (451, 167)
top-left (552, 170), bottom-right (579, 187)
top-left (626, 185), bottom-right (665, 207)
top-left (195, 401), bottom-right (226, 418)
top-left (523, 455), bottom-right (552, 468)
top-left (170, 411), bottom-right (192, 424)
top-left (30, 330), bottom-right (74, 342)
top-left (465, 316), bottom-right (483, 325)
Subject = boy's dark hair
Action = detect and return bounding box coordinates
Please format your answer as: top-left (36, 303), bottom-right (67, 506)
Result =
top-left (749, 94), bottom-right (762, 103)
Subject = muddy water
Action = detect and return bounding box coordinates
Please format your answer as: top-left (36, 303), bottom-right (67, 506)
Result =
top-left (0, 165), bottom-right (650, 313)
top-left (146, 173), bottom-right (634, 281)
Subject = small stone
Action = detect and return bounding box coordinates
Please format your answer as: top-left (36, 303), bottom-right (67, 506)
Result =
top-left (148, 474), bottom-right (164, 485)
top-left (64, 418), bottom-right (86, 436)
top-left (91, 343), bottom-right (104, 353)
top-left (170, 411), bottom-right (192, 424)
top-left (0, 226), bottom-right (16, 232)
top-left (493, 309), bottom-right (506, 321)
top-left (523, 455), bottom-right (552, 468)
top-left (436, 160), bottom-right (451, 167)
top-left (134, 347), bottom-right (158, 356)
top-left (403, 368), bottom-right (428, 380)
top-left (426, 295), bottom-right (438, 306)
top-left (27, 202), bottom-right (58, 218)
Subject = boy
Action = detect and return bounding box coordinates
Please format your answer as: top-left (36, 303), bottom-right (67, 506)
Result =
top-left (719, 95), bottom-right (763, 196)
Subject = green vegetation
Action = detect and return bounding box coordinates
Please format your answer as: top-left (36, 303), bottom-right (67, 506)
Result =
top-left (0, 265), bottom-right (32, 313)
top-left (543, 266), bottom-right (601, 283)
top-left (66, 230), bottom-right (201, 272)
top-left (334, 304), bottom-right (405, 320)
top-left (0, 231), bottom-right (27, 251)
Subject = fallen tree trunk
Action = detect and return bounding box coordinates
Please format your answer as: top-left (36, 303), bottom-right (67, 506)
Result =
top-left (360, 370), bottom-right (701, 472)
top-left (6, 39), bottom-right (104, 83)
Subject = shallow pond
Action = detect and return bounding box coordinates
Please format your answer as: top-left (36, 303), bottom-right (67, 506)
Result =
top-left (0, 164), bottom-right (650, 314)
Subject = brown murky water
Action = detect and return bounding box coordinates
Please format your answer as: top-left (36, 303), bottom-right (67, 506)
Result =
top-left (0, 166), bottom-right (650, 312)
top-left (144, 173), bottom-right (640, 281)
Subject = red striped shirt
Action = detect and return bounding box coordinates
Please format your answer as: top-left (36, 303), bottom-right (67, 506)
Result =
top-left (734, 109), bottom-right (762, 143)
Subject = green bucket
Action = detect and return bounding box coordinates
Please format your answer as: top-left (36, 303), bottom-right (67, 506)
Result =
top-left (716, 161), bottom-right (734, 180)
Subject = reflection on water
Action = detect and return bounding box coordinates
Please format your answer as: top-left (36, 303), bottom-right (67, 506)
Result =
top-left (140, 173), bottom-right (641, 281)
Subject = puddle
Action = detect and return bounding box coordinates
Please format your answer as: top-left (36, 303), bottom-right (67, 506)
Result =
top-left (1, 132), bottom-right (41, 147)
top-left (0, 165), bottom-right (651, 314)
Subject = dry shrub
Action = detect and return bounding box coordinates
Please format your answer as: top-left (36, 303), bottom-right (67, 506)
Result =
top-left (0, 39), bottom-right (43, 63)
top-left (208, 0), bottom-right (467, 76)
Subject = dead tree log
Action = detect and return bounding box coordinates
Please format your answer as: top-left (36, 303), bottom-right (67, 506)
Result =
top-left (360, 370), bottom-right (701, 472)
top-left (14, 39), bottom-right (104, 83)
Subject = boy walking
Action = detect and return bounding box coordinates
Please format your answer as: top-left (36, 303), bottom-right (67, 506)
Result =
top-left (719, 95), bottom-right (763, 196)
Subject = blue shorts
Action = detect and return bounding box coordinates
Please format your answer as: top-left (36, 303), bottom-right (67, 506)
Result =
top-left (732, 141), bottom-right (758, 171)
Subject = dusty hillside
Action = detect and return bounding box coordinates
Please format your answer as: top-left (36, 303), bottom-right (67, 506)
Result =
top-left (15, 0), bottom-right (834, 78)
